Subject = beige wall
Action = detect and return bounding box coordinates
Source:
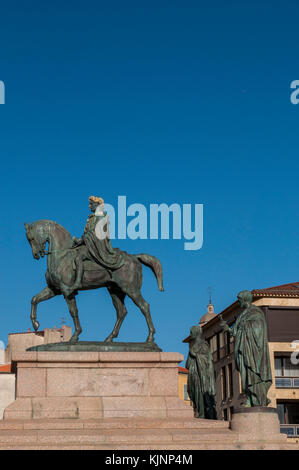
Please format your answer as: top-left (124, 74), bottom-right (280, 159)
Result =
top-left (0, 348), bottom-right (4, 365)
top-left (0, 374), bottom-right (15, 419)
top-left (5, 326), bottom-right (72, 363)
top-left (254, 298), bottom-right (299, 307)
top-left (5, 333), bottom-right (44, 363)
top-left (44, 326), bottom-right (72, 344)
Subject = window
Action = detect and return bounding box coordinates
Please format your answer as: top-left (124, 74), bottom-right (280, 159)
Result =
top-left (277, 402), bottom-right (299, 424)
top-left (275, 357), bottom-right (283, 376)
top-left (218, 332), bottom-right (227, 359)
top-left (210, 336), bottom-right (217, 354)
top-left (228, 363), bottom-right (233, 397)
top-left (216, 333), bottom-right (220, 361)
top-left (275, 356), bottom-right (299, 388)
top-left (276, 377), bottom-right (292, 388)
top-left (220, 332), bottom-right (225, 348)
top-left (287, 403), bottom-right (299, 424)
top-left (221, 366), bottom-right (227, 400)
top-left (284, 358), bottom-right (299, 377)
top-left (226, 332), bottom-right (231, 355)
top-left (277, 403), bottom-right (285, 424)
top-left (275, 356), bottom-right (299, 378)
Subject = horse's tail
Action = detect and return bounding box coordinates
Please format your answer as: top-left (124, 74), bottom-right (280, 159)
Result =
top-left (135, 254), bottom-right (164, 292)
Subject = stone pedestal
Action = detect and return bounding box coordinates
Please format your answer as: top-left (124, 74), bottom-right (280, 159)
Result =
top-left (4, 351), bottom-right (193, 420)
top-left (230, 407), bottom-right (287, 444)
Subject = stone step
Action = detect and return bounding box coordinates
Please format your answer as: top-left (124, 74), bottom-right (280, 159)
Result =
top-left (0, 427), bottom-right (237, 445)
top-left (0, 417), bottom-right (229, 431)
top-left (1, 418), bottom-right (295, 450)
top-left (0, 419), bottom-right (240, 449)
top-left (0, 441), bottom-right (296, 450)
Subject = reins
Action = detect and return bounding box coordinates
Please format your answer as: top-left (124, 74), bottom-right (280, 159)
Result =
top-left (42, 222), bottom-right (76, 256)
top-left (44, 246), bottom-right (79, 255)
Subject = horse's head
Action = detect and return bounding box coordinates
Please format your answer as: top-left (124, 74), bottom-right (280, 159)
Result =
top-left (25, 220), bottom-right (72, 260)
top-left (24, 221), bottom-right (47, 260)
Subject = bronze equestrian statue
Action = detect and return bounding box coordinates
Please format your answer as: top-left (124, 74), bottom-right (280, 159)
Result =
top-left (24, 196), bottom-right (164, 344)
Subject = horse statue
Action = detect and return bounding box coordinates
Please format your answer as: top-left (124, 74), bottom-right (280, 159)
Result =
top-left (24, 220), bottom-right (164, 344)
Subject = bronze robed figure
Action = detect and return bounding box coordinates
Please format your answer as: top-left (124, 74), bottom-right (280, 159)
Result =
top-left (24, 196), bottom-right (164, 345)
top-left (186, 325), bottom-right (217, 419)
top-left (220, 290), bottom-right (272, 407)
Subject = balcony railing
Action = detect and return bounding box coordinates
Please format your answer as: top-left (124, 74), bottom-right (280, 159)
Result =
top-left (275, 377), bottom-right (299, 388)
top-left (280, 424), bottom-right (299, 437)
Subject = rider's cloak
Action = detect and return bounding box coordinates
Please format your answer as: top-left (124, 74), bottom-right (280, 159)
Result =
top-left (82, 213), bottom-right (124, 270)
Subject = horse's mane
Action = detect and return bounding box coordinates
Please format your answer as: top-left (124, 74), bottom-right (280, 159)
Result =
top-left (34, 219), bottom-right (72, 239)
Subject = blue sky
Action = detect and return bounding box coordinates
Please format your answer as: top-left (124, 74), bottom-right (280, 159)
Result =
top-left (0, 1), bottom-right (299, 360)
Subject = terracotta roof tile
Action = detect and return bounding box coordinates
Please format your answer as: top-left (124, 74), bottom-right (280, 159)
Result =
top-left (252, 282), bottom-right (299, 296)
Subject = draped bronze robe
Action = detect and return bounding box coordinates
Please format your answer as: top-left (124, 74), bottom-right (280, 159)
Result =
top-left (186, 338), bottom-right (216, 419)
top-left (233, 305), bottom-right (272, 406)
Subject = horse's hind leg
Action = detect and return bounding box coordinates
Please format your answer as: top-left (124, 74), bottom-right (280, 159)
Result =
top-left (127, 290), bottom-right (156, 343)
top-left (65, 296), bottom-right (82, 343)
top-left (105, 287), bottom-right (127, 343)
top-left (31, 286), bottom-right (56, 331)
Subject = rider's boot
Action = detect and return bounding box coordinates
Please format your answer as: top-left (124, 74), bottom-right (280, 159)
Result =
top-left (61, 255), bottom-right (84, 298)
top-left (72, 254), bottom-right (84, 292)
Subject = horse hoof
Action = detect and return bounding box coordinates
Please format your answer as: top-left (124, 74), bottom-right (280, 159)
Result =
top-left (33, 321), bottom-right (40, 332)
top-left (104, 337), bottom-right (114, 343)
top-left (69, 336), bottom-right (79, 344)
top-left (146, 337), bottom-right (154, 343)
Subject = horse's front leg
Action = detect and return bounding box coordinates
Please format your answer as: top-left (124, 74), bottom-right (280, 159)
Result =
top-left (31, 286), bottom-right (56, 331)
top-left (65, 297), bottom-right (82, 343)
